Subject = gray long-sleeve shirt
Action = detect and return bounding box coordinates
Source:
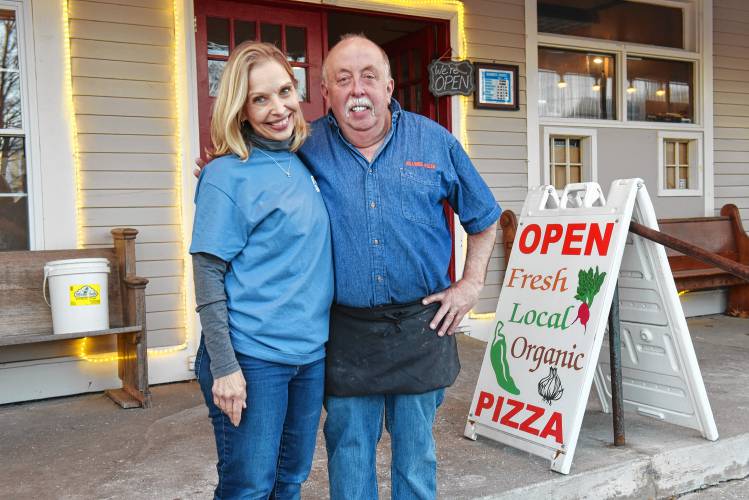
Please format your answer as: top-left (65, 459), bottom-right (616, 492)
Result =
top-left (192, 252), bottom-right (240, 378)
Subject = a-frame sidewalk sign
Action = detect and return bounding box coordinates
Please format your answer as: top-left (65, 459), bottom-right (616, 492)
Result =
top-left (464, 179), bottom-right (719, 474)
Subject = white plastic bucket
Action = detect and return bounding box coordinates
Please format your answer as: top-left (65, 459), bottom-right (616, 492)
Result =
top-left (43, 258), bottom-right (110, 335)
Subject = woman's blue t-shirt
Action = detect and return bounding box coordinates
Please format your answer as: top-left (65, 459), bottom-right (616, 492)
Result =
top-left (189, 149), bottom-right (333, 365)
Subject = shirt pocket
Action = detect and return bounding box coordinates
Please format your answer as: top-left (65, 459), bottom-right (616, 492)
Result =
top-left (400, 167), bottom-right (441, 227)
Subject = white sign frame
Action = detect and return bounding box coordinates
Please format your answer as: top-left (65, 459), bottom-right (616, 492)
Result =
top-left (464, 179), bottom-right (718, 474)
top-left (593, 186), bottom-right (719, 440)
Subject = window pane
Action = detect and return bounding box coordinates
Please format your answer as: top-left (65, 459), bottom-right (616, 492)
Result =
top-left (678, 141), bottom-right (688, 165)
top-left (207, 17), bottom-right (229, 56)
top-left (678, 166), bottom-right (689, 189)
top-left (0, 69), bottom-right (21, 129)
top-left (413, 48), bottom-right (422, 79)
top-left (538, 0), bottom-right (683, 49)
top-left (208, 60), bottom-right (226, 97)
top-left (0, 10), bottom-right (19, 69)
top-left (666, 166), bottom-right (675, 189)
top-left (665, 141), bottom-right (675, 164)
top-left (234, 20), bottom-right (256, 46)
top-left (539, 48), bottom-right (616, 119)
top-left (570, 165), bottom-right (581, 183)
top-left (554, 165), bottom-right (566, 189)
top-left (0, 135), bottom-right (27, 251)
top-left (568, 139), bottom-right (581, 163)
top-left (292, 66), bottom-right (307, 102)
top-left (402, 83), bottom-right (412, 109)
top-left (260, 23), bottom-right (281, 47)
top-left (0, 136), bottom-right (25, 193)
top-left (400, 52), bottom-right (409, 82)
top-left (553, 138), bottom-right (566, 163)
top-left (285, 26), bottom-right (306, 63)
top-left (627, 57), bottom-right (693, 123)
top-left (0, 195), bottom-right (27, 250)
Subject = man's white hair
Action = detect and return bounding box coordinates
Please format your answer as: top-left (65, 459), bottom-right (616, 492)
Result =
top-left (321, 33), bottom-right (392, 85)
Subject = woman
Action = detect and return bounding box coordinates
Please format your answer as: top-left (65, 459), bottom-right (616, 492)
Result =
top-left (189, 42), bottom-right (333, 499)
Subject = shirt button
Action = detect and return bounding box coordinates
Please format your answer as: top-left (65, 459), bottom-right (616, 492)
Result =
top-left (370, 201), bottom-right (376, 209)
top-left (368, 168), bottom-right (373, 174)
top-left (373, 239), bottom-right (380, 245)
top-left (376, 275), bottom-right (384, 282)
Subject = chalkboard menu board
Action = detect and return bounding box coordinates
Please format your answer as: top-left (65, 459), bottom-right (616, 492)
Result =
top-left (428, 60), bottom-right (475, 97)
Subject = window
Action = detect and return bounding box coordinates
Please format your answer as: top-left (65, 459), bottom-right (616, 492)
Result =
top-left (665, 140), bottom-right (689, 189)
top-left (538, 48), bottom-right (616, 120)
top-left (657, 131), bottom-right (701, 196)
top-left (537, 1), bottom-right (698, 127)
top-left (538, 0), bottom-right (684, 49)
top-left (543, 127), bottom-right (597, 189)
top-left (626, 57), bottom-right (693, 123)
top-left (550, 137), bottom-right (581, 189)
top-left (206, 17), bottom-right (309, 101)
top-left (0, 8), bottom-right (27, 251)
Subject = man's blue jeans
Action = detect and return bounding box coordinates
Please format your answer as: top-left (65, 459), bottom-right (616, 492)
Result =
top-left (324, 389), bottom-right (445, 500)
top-left (195, 340), bottom-right (324, 500)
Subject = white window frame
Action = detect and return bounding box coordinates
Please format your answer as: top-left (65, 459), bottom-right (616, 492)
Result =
top-left (536, 0), bottom-right (703, 130)
top-left (542, 127), bottom-right (597, 188)
top-left (0, 0), bottom-right (41, 249)
top-left (657, 130), bottom-right (702, 197)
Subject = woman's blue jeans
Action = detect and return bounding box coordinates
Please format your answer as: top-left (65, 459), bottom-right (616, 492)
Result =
top-left (195, 340), bottom-right (324, 500)
top-left (323, 389), bottom-right (445, 500)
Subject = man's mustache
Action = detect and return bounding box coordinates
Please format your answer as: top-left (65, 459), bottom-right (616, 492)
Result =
top-left (345, 97), bottom-right (376, 118)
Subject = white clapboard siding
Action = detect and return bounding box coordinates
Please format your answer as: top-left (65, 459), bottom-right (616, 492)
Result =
top-left (74, 96), bottom-right (172, 117)
top-left (82, 189), bottom-right (178, 208)
top-left (70, 1), bottom-right (185, 348)
top-left (714, 0), bottom-right (749, 228)
top-left (463, 0), bottom-right (528, 313)
top-left (81, 171), bottom-right (176, 190)
top-left (70, 20), bottom-right (172, 45)
top-left (73, 77), bottom-right (172, 99)
top-left (78, 153), bottom-right (175, 171)
top-left (80, 207), bottom-right (180, 227)
top-left (70, 1), bottom-right (173, 27)
top-left (147, 329), bottom-right (186, 349)
top-left (77, 116), bottom-right (176, 136)
top-left (71, 39), bottom-right (173, 64)
top-left (82, 224), bottom-right (181, 245)
top-left (73, 58), bottom-right (171, 82)
top-left (147, 294), bottom-right (185, 314)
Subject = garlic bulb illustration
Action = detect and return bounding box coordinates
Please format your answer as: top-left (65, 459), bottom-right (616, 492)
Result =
top-left (538, 367), bottom-right (564, 405)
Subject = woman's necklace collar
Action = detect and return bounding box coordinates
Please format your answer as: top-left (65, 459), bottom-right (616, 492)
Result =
top-left (255, 148), bottom-right (292, 178)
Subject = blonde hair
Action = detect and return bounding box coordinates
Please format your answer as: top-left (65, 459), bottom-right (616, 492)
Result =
top-left (210, 42), bottom-right (308, 160)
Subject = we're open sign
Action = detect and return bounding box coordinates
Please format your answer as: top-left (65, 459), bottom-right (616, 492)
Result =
top-left (465, 181), bottom-right (640, 474)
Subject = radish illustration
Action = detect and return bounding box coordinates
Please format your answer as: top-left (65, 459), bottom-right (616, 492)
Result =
top-left (571, 266), bottom-right (606, 334)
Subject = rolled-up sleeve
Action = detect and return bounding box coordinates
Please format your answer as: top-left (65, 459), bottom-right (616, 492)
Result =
top-left (445, 138), bottom-right (501, 234)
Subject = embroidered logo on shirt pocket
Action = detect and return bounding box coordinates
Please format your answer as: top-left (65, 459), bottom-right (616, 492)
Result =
top-left (400, 167), bottom-right (441, 227)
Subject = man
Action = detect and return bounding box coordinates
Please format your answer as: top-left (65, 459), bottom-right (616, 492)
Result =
top-left (297, 34), bottom-right (500, 499)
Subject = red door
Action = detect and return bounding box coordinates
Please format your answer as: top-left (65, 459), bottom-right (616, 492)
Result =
top-left (195, 1), bottom-right (325, 158)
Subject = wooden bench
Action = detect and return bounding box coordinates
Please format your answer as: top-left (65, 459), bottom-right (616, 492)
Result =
top-left (498, 204), bottom-right (749, 317)
top-left (0, 228), bottom-right (151, 408)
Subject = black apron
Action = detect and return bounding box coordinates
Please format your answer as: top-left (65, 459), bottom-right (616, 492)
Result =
top-left (325, 300), bottom-right (461, 396)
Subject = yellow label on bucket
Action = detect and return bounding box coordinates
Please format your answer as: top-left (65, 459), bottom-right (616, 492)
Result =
top-left (69, 284), bottom-right (101, 306)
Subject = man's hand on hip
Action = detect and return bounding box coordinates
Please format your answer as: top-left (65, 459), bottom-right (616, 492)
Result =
top-left (193, 157), bottom-right (206, 178)
top-left (422, 278), bottom-right (482, 337)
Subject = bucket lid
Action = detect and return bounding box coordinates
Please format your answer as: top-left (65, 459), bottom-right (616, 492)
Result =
top-left (45, 258), bottom-right (110, 267)
top-left (44, 258), bottom-right (110, 276)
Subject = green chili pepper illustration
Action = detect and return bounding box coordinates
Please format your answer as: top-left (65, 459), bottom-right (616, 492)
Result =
top-left (490, 321), bottom-right (521, 395)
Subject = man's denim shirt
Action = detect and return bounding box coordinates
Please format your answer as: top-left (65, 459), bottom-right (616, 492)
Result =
top-left (298, 100), bottom-right (501, 308)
